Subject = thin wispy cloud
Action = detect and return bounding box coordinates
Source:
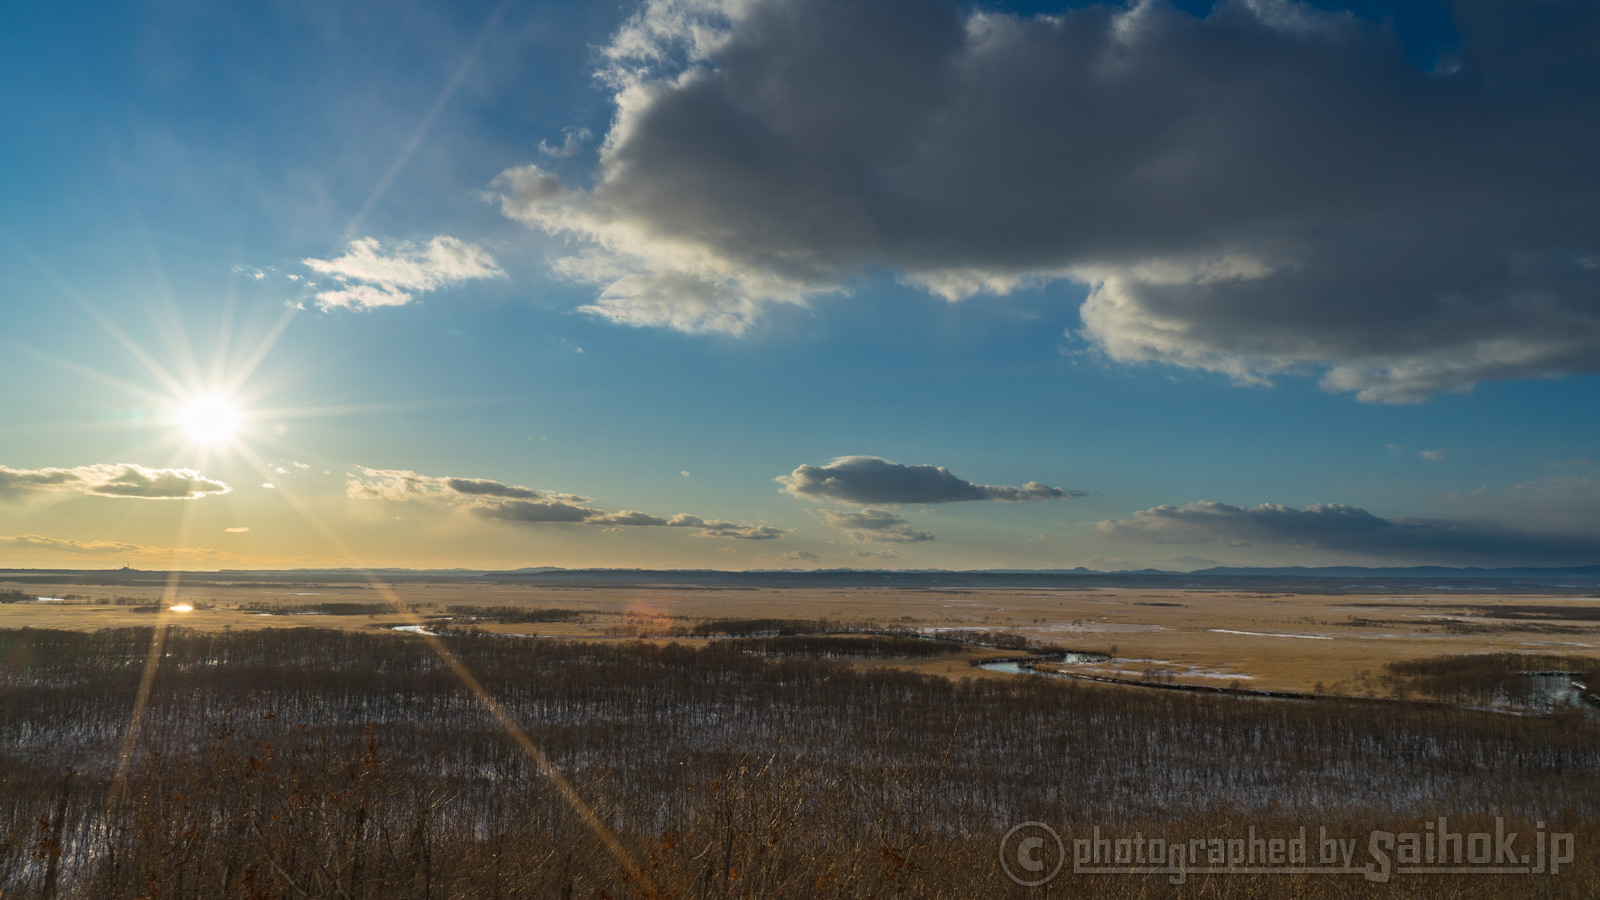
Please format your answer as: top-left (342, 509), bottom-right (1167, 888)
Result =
top-left (495, 0), bottom-right (1600, 401)
top-left (0, 533), bottom-right (227, 559)
top-left (303, 236), bottom-right (504, 311)
top-left (821, 508), bottom-right (935, 544)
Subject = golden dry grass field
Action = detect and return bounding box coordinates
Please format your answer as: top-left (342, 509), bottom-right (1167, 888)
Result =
top-left (4, 580), bottom-right (1597, 695)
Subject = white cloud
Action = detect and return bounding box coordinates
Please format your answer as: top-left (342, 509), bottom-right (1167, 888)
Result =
top-left (538, 126), bottom-right (593, 158)
top-left (494, 0), bottom-right (1600, 401)
top-left (303, 236), bottom-right (504, 311)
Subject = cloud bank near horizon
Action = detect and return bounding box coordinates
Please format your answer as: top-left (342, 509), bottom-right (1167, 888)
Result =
top-left (495, 0), bottom-right (1600, 401)
top-left (0, 533), bottom-right (229, 560)
top-left (1097, 500), bottom-right (1600, 567)
top-left (347, 467), bottom-right (783, 540)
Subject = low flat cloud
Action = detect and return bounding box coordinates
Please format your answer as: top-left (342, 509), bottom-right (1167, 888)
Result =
top-left (821, 508), bottom-right (934, 544)
top-left (0, 534), bottom-right (227, 560)
top-left (0, 464), bottom-right (230, 500)
top-left (778, 456), bottom-right (1079, 505)
top-left (666, 514), bottom-right (784, 541)
top-left (347, 467), bottom-right (782, 541)
top-left (304, 236), bottom-right (503, 311)
top-left (495, 0), bottom-right (1600, 401)
top-left (1097, 500), bottom-right (1600, 567)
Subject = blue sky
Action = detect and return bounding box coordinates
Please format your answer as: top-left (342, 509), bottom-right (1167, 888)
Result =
top-left (2, 0), bottom-right (1598, 571)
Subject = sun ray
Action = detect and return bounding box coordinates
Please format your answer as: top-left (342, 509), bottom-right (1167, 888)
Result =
top-left (223, 305), bottom-right (299, 396)
top-left (120, 193), bottom-right (205, 390)
top-left (344, 0), bottom-right (511, 238)
top-left (19, 248), bottom-right (191, 399)
top-left (230, 442), bottom-right (655, 896)
top-left (10, 235), bottom-right (654, 891)
top-left (250, 393), bottom-right (512, 422)
top-left (209, 284), bottom-right (237, 389)
top-left (107, 488), bottom-right (202, 807)
top-left (1, 338), bottom-right (172, 405)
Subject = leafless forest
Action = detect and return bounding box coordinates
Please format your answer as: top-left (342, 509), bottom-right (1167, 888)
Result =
top-left (3, 624), bottom-right (1598, 897)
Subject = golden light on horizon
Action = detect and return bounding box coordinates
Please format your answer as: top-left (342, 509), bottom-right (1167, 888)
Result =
top-left (168, 603), bottom-right (193, 613)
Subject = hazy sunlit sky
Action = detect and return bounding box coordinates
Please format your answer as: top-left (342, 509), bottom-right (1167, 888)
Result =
top-left (3, 0), bottom-right (1598, 571)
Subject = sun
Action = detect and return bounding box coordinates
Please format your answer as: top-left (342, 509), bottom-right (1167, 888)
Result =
top-left (177, 392), bottom-right (241, 446)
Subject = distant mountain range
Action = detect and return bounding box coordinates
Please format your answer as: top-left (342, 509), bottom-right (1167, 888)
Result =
top-left (3, 564), bottom-right (1598, 593)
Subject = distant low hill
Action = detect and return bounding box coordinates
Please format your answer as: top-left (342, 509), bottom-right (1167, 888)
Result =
top-left (3, 564), bottom-right (1598, 593)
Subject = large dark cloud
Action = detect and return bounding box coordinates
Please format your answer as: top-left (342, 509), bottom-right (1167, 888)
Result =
top-left (777, 456), bottom-right (1078, 504)
top-left (1097, 500), bottom-right (1600, 566)
top-left (496, 0), bottom-right (1600, 401)
top-left (347, 467), bottom-right (782, 540)
top-left (0, 464), bottom-right (230, 500)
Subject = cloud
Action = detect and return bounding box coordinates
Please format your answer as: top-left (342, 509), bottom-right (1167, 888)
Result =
top-left (1097, 500), bottom-right (1600, 567)
top-left (666, 514), bottom-right (785, 541)
top-left (778, 456), bottom-right (1078, 505)
top-left (0, 534), bottom-right (227, 559)
top-left (346, 466), bottom-right (781, 540)
top-left (224, 527), bottom-right (250, 533)
top-left (476, 499), bottom-right (603, 524)
top-left (1419, 449), bottom-right (1448, 462)
top-left (0, 463), bottom-right (230, 500)
top-left (538, 126), bottom-right (593, 158)
top-left (821, 508), bottom-right (934, 544)
top-left (304, 236), bottom-right (503, 311)
top-left (495, 0), bottom-right (1600, 401)
top-left (779, 550), bottom-right (820, 562)
top-left (443, 477), bottom-right (550, 500)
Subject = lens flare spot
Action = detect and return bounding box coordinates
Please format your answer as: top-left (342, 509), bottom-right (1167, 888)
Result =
top-left (169, 603), bottom-right (193, 613)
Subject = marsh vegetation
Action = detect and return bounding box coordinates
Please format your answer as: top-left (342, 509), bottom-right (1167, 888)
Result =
top-left (2, 625), bottom-right (1597, 897)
